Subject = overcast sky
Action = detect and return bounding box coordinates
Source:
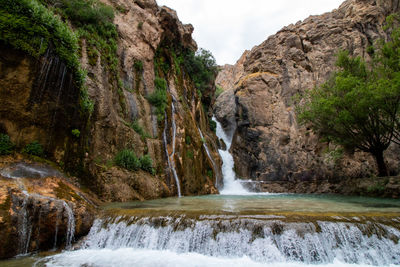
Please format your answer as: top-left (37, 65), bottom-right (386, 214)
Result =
top-left (157, 0), bottom-right (345, 65)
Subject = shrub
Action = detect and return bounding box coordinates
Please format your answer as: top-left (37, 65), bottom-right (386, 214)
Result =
top-left (114, 149), bottom-right (140, 171)
top-left (138, 21), bottom-right (143, 30)
top-left (134, 60), bottom-right (143, 72)
top-left (209, 120), bottom-right (217, 133)
top-left (131, 120), bottom-right (150, 139)
top-left (0, 134), bottom-right (14, 155)
top-left (187, 150), bottom-right (194, 159)
top-left (185, 136), bottom-right (192, 145)
top-left (71, 129), bottom-right (80, 138)
top-left (139, 154), bottom-right (154, 174)
top-left (147, 77), bottom-right (168, 122)
top-left (207, 169), bottom-right (213, 179)
top-left (23, 141), bottom-right (44, 156)
top-left (215, 85), bottom-right (224, 98)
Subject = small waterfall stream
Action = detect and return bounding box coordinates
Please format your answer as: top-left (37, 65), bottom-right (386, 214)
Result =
top-left (163, 95), bottom-right (181, 197)
top-left (197, 127), bottom-right (221, 188)
top-left (213, 117), bottom-right (249, 194)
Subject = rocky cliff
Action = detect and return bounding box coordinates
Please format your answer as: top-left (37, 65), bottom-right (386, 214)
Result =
top-left (215, 0), bottom-right (400, 191)
top-left (0, 0), bottom-right (221, 257)
top-left (0, 0), bottom-right (221, 201)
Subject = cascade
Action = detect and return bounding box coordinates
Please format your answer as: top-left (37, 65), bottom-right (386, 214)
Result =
top-left (163, 97), bottom-right (182, 197)
top-left (197, 127), bottom-right (221, 188)
top-left (39, 214), bottom-right (400, 266)
top-left (10, 177), bottom-right (76, 255)
top-left (213, 117), bottom-right (249, 194)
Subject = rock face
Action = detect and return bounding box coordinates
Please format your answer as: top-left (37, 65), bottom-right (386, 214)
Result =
top-left (0, 156), bottom-right (97, 259)
top-left (215, 0), bottom-right (400, 188)
top-left (0, 0), bottom-right (221, 202)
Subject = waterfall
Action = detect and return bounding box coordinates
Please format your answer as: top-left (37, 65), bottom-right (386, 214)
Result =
top-left (13, 184), bottom-right (76, 254)
top-left (197, 127), bottom-right (221, 188)
top-left (213, 117), bottom-right (249, 194)
top-left (163, 98), bottom-right (182, 197)
top-left (42, 215), bottom-right (400, 266)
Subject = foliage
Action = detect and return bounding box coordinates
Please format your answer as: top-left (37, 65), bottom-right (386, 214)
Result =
top-left (0, 134), bottom-right (14, 155)
top-left (297, 23), bottom-right (400, 177)
top-left (134, 60), bottom-right (143, 72)
top-left (139, 154), bottom-right (154, 174)
top-left (185, 135), bottom-right (192, 145)
top-left (147, 77), bottom-right (168, 122)
top-left (0, 0), bottom-right (94, 114)
top-left (209, 120), bottom-right (217, 133)
top-left (131, 120), bottom-right (151, 140)
top-left (23, 141), bottom-right (44, 156)
top-left (182, 48), bottom-right (218, 95)
top-left (138, 21), bottom-right (143, 30)
top-left (71, 129), bottom-right (81, 138)
top-left (115, 149), bottom-right (140, 171)
top-left (187, 150), bottom-right (194, 159)
top-left (207, 169), bottom-right (213, 179)
top-left (215, 85), bottom-right (224, 98)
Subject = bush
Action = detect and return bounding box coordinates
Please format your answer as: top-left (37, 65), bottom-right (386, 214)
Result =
top-left (134, 60), bottom-right (143, 72)
top-left (139, 154), bottom-right (154, 174)
top-left (0, 134), bottom-right (14, 155)
top-left (209, 120), bottom-right (217, 133)
top-left (71, 129), bottom-right (80, 138)
top-left (147, 77), bottom-right (168, 122)
top-left (115, 149), bottom-right (140, 171)
top-left (130, 120), bottom-right (150, 139)
top-left (215, 85), bottom-right (224, 98)
top-left (23, 141), bottom-right (44, 156)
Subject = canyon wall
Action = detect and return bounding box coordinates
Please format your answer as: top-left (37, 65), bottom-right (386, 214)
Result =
top-left (215, 0), bottom-right (400, 191)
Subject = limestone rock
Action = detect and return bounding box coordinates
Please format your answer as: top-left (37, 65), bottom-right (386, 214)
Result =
top-left (214, 0), bottom-right (400, 185)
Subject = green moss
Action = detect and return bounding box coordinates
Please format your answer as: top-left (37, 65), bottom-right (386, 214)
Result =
top-left (146, 77), bottom-right (168, 122)
top-left (130, 120), bottom-right (151, 140)
top-left (0, 134), bottom-right (14, 155)
top-left (55, 181), bottom-right (83, 202)
top-left (187, 150), bottom-right (194, 159)
top-left (23, 141), bottom-right (44, 157)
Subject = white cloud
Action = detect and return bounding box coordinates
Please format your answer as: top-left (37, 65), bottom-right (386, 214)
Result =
top-left (157, 0), bottom-right (344, 65)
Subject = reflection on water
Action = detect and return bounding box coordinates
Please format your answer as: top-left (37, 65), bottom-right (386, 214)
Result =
top-left (104, 194), bottom-right (400, 215)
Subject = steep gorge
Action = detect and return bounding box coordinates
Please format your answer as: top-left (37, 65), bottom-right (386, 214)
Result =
top-left (215, 0), bottom-right (400, 194)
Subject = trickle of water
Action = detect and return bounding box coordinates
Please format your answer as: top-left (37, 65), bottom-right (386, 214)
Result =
top-left (163, 111), bottom-right (181, 197)
top-left (213, 117), bottom-right (249, 195)
top-left (17, 192), bottom-right (32, 255)
top-left (198, 128), bottom-right (221, 188)
top-left (62, 201), bottom-right (75, 249)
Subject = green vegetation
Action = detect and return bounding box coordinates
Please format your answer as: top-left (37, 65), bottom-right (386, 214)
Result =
top-left (115, 149), bottom-right (155, 174)
top-left (207, 169), bottom-right (213, 179)
top-left (0, 134), bottom-right (14, 155)
top-left (71, 129), bottom-right (81, 138)
top-left (23, 141), bottom-right (44, 156)
top-left (187, 150), bottom-right (194, 159)
top-left (139, 154), bottom-right (155, 174)
top-left (215, 85), bottom-right (224, 98)
top-left (130, 120), bottom-right (151, 140)
top-left (138, 21), bottom-right (143, 30)
top-left (134, 60), bottom-right (144, 72)
top-left (147, 77), bottom-right (168, 122)
top-left (115, 149), bottom-right (141, 171)
top-left (185, 135), bottom-right (192, 145)
top-left (0, 0), bottom-right (94, 114)
top-left (297, 21), bottom-right (400, 177)
top-left (183, 48), bottom-right (218, 96)
top-left (209, 120), bottom-right (217, 133)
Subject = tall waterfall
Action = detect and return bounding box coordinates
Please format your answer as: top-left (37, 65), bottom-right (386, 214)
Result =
top-left (213, 117), bottom-right (249, 194)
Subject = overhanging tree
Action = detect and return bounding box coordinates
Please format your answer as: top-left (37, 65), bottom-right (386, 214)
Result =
top-left (297, 21), bottom-right (400, 177)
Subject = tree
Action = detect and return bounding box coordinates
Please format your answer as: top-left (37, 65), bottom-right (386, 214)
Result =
top-left (298, 40), bottom-right (400, 177)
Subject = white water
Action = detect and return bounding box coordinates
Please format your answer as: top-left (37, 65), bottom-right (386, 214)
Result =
top-left (163, 100), bottom-right (181, 197)
top-left (198, 127), bottom-right (221, 188)
top-left (213, 117), bottom-right (250, 195)
top-left (39, 216), bottom-right (400, 266)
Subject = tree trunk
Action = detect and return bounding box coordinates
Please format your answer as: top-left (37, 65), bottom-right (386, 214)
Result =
top-left (373, 150), bottom-right (389, 177)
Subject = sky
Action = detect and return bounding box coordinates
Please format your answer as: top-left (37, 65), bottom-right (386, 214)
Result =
top-left (157, 0), bottom-right (345, 65)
